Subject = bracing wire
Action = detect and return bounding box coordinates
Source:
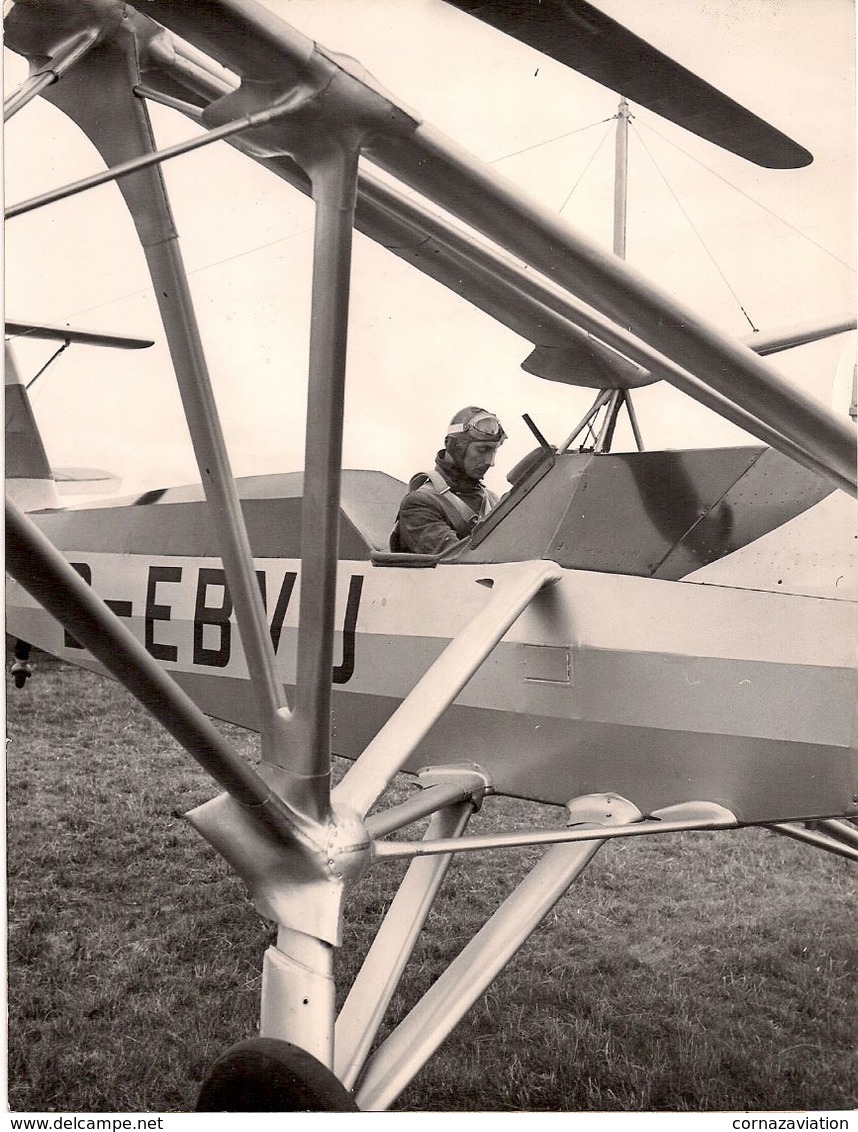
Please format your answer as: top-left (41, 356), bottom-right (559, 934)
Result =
top-left (489, 115), bottom-right (615, 166)
top-left (631, 122), bottom-right (759, 332)
top-left (46, 224), bottom-right (316, 326)
top-left (635, 118), bottom-right (857, 275)
top-left (49, 118), bottom-right (617, 326)
top-left (557, 120), bottom-right (615, 217)
top-left (64, 117), bottom-right (617, 324)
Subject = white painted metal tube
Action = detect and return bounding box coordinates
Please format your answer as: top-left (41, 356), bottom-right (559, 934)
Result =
top-left (36, 43), bottom-right (295, 752)
top-left (561, 389), bottom-right (613, 449)
top-left (333, 560), bottom-right (563, 819)
top-left (373, 808), bottom-right (739, 859)
top-left (816, 819), bottom-right (858, 850)
top-left (4, 70), bottom-right (58, 122)
top-left (261, 927), bottom-right (336, 1068)
top-left (5, 98), bottom-right (299, 220)
top-left (291, 142), bottom-right (361, 823)
top-left (625, 389), bottom-right (645, 451)
top-left (5, 497), bottom-right (290, 831)
top-left (613, 99), bottom-right (630, 260)
top-left (335, 802), bottom-right (475, 1089)
top-left (354, 838), bottom-right (603, 1111)
top-left (365, 776), bottom-right (489, 839)
top-left (766, 822), bottom-right (858, 862)
top-left (4, 27), bottom-right (99, 122)
top-left (141, 221), bottom-right (296, 746)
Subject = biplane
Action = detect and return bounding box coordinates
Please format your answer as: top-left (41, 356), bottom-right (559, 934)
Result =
top-left (5, 0), bottom-right (856, 1112)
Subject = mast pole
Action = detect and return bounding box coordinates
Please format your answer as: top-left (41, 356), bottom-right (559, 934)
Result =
top-left (581, 97), bottom-right (634, 451)
top-left (613, 98), bottom-right (630, 259)
top-left (605, 97), bottom-right (644, 450)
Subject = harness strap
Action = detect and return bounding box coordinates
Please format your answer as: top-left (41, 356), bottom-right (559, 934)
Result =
top-left (423, 470), bottom-right (484, 524)
top-left (390, 470), bottom-right (491, 552)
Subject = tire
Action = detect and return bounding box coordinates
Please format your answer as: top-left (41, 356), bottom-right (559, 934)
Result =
top-left (196, 1037), bottom-right (359, 1112)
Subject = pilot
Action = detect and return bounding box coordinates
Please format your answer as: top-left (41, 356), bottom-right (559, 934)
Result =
top-left (390, 406), bottom-right (506, 555)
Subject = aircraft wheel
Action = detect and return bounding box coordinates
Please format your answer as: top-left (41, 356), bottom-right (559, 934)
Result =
top-left (10, 661), bottom-right (32, 688)
top-left (196, 1037), bottom-right (359, 1112)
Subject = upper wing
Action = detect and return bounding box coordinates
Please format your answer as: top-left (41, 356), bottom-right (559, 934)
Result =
top-left (5, 0), bottom-right (853, 495)
top-left (444, 0), bottom-right (812, 169)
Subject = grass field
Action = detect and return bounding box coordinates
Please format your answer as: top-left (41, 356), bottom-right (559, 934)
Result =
top-left (5, 649), bottom-right (856, 1113)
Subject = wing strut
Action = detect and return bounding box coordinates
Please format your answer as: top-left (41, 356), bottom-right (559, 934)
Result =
top-left (353, 794), bottom-right (643, 1110)
top-left (4, 498), bottom-right (290, 832)
top-left (332, 560), bottom-right (563, 819)
top-left (4, 24), bottom-right (102, 121)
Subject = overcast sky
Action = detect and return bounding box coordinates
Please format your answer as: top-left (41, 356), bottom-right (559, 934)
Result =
top-left (4, 0), bottom-right (855, 496)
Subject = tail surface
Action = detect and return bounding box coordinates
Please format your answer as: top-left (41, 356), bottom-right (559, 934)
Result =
top-left (5, 343), bottom-right (61, 512)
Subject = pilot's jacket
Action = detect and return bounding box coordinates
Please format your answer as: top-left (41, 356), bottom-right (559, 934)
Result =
top-left (390, 451), bottom-right (499, 555)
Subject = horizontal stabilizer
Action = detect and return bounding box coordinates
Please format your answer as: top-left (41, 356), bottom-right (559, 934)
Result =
top-left (53, 468), bottom-right (122, 495)
top-left (445, 0), bottom-right (812, 168)
top-left (6, 320), bottom-right (154, 350)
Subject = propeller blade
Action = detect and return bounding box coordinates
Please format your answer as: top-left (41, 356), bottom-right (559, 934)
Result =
top-left (444, 0), bottom-right (812, 169)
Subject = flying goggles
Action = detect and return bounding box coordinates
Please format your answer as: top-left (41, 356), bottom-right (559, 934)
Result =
top-left (446, 410), bottom-right (507, 443)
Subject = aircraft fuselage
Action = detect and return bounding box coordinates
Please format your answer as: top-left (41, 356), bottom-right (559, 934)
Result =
top-left (8, 533), bottom-right (855, 826)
